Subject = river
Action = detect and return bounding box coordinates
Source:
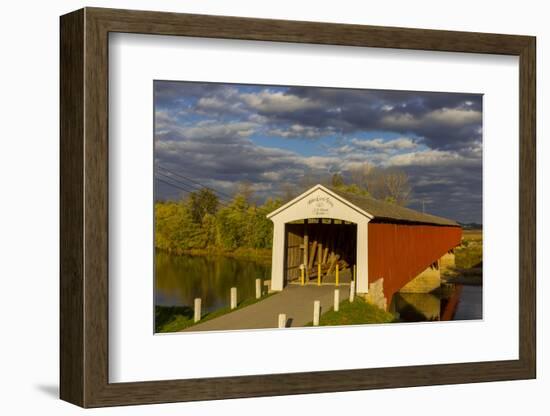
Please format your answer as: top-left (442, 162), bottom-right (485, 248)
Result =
top-left (155, 252), bottom-right (482, 322)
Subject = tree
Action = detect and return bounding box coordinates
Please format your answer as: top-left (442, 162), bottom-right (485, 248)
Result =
top-left (249, 198), bottom-right (283, 249)
top-left (326, 169), bottom-right (369, 196)
top-left (188, 188), bottom-right (219, 224)
top-left (235, 181), bottom-right (254, 205)
top-left (155, 201), bottom-right (206, 252)
top-left (215, 194), bottom-right (249, 249)
top-left (299, 171), bottom-right (323, 190)
top-left (331, 173), bottom-right (345, 187)
top-left (280, 182), bottom-right (298, 203)
top-left (383, 169), bottom-right (411, 206)
top-left (350, 163), bottom-right (411, 206)
top-left (349, 162), bottom-right (374, 190)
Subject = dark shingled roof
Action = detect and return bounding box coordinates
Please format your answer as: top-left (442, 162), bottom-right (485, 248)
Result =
top-left (329, 187), bottom-right (460, 227)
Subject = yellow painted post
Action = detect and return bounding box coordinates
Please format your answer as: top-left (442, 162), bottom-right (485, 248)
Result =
top-left (301, 266), bottom-right (305, 286)
top-left (353, 264), bottom-right (356, 282)
top-left (335, 263), bottom-right (339, 286)
top-left (317, 263), bottom-right (321, 286)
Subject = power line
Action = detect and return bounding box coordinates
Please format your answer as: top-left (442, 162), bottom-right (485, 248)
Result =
top-left (157, 164), bottom-right (234, 200)
top-left (156, 172), bottom-right (232, 205)
top-left (155, 177), bottom-right (196, 197)
top-left (156, 172), bottom-right (200, 194)
top-left (155, 176), bottom-right (231, 208)
top-left (155, 176), bottom-right (278, 215)
top-left (157, 169), bottom-right (206, 193)
top-left (155, 168), bottom-right (279, 214)
top-left (158, 168), bottom-right (234, 203)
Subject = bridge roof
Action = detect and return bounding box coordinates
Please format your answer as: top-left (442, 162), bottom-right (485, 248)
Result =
top-left (328, 187), bottom-right (460, 227)
top-left (268, 184), bottom-right (459, 227)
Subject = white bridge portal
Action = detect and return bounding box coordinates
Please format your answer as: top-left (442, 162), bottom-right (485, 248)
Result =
top-left (266, 185), bottom-right (372, 293)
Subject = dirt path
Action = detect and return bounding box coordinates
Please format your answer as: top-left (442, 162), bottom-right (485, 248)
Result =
top-left (182, 283), bottom-right (351, 332)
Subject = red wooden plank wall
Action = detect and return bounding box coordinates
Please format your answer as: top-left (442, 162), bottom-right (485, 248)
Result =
top-left (368, 223), bottom-right (462, 304)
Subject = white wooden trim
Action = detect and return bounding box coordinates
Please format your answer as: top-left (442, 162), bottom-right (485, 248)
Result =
top-left (266, 184), bottom-right (374, 220)
top-left (268, 185), bottom-right (370, 294)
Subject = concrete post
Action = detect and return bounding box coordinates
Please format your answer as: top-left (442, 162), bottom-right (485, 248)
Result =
top-left (230, 287), bottom-right (237, 309)
top-left (255, 279), bottom-right (262, 299)
top-left (313, 300), bottom-right (321, 326)
top-left (278, 313), bottom-right (287, 328)
top-left (194, 298), bottom-right (201, 323)
top-left (350, 280), bottom-right (355, 303)
top-left (334, 289), bottom-right (340, 312)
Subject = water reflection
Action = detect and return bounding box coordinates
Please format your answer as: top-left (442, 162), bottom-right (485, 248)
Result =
top-left (155, 251), bottom-right (271, 314)
top-left (390, 284), bottom-right (482, 322)
top-left (453, 285), bottom-right (483, 320)
top-left (156, 252), bottom-right (482, 322)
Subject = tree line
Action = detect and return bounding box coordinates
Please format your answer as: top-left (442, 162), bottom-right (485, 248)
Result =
top-left (155, 186), bottom-right (283, 254)
top-left (155, 164), bottom-right (411, 255)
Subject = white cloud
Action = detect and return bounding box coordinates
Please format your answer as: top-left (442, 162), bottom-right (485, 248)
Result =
top-left (267, 123), bottom-right (335, 139)
top-left (350, 137), bottom-right (417, 151)
top-left (388, 149), bottom-right (463, 166)
top-left (301, 155), bottom-right (340, 171)
top-left (240, 90), bottom-right (322, 113)
top-left (261, 171), bottom-right (283, 181)
top-left (382, 108), bottom-right (481, 129)
top-left (425, 108), bottom-right (482, 125)
top-left (414, 177), bottom-right (454, 187)
top-left (174, 120), bottom-right (259, 140)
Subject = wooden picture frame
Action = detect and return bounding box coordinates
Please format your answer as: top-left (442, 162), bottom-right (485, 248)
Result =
top-left (60, 7), bottom-right (536, 408)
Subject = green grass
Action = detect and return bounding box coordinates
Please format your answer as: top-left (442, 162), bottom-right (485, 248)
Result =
top-left (306, 297), bottom-right (397, 327)
top-left (455, 230), bottom-right (483, 269)
top-left (155, 305), bottom-right (194, 332)
top-left (156, 293), bottom-right (274, 333)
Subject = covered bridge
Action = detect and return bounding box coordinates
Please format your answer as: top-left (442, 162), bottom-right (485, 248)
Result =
top-left (266, 184), bottom-right (462, 310)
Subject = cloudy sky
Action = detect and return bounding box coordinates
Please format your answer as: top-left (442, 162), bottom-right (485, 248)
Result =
top-left (154, 81), bottom-right (482, 223)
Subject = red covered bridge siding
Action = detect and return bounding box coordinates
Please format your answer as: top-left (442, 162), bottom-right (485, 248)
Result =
top-left (267, 184), bottom-right (462, 310)
top-left (368, 223), bottom-right (462, 307)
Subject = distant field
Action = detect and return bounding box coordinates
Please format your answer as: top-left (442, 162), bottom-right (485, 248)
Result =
top-left (455, 229), bottom-right (483, 271)
top-left (462, 229), bottom-right (483, 241)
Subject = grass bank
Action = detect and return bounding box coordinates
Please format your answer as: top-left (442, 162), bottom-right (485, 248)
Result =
top-left (156, 293), bottom-right (274, 333)
top-left (158, 247), bottom-right (272, 266)
top-left (443, 229), bottom-right (482, 285)
top-left (306, 297), bottom-right (397, 326)
top-left (456, 230), bottom-right (482, 269)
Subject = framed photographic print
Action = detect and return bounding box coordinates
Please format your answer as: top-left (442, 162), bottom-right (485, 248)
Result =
top-left (60, 7), bottom-right (536, 408)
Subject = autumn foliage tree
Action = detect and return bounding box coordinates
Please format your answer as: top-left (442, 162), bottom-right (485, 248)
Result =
top-left (155, 187), bottom-right (282, 254)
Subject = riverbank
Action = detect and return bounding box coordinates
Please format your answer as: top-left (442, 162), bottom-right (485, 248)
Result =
top-left (156, 247), bottom-right (272, 266)
top-left (456, 229), bottom-right (482, 269)
top-left (307, 297), bottom-right (397, 326)
top-left (156, 293), bottom-right (274, 333)
top-left (442, 229), bottom-right (483, 285)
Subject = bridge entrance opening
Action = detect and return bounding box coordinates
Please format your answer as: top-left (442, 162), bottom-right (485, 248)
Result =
top-left (284, 219), bottom-right (357, 285)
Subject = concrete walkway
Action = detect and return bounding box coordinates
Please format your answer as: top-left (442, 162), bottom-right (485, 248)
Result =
top-left (182, 283), bottom-right (351, 332)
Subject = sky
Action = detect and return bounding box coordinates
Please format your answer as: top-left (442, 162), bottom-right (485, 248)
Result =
top-left (154, 81), bottom-right (482, 223)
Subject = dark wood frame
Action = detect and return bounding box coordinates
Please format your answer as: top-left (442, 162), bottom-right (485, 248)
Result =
top-left (60, 7), bottom-right (536, 408)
